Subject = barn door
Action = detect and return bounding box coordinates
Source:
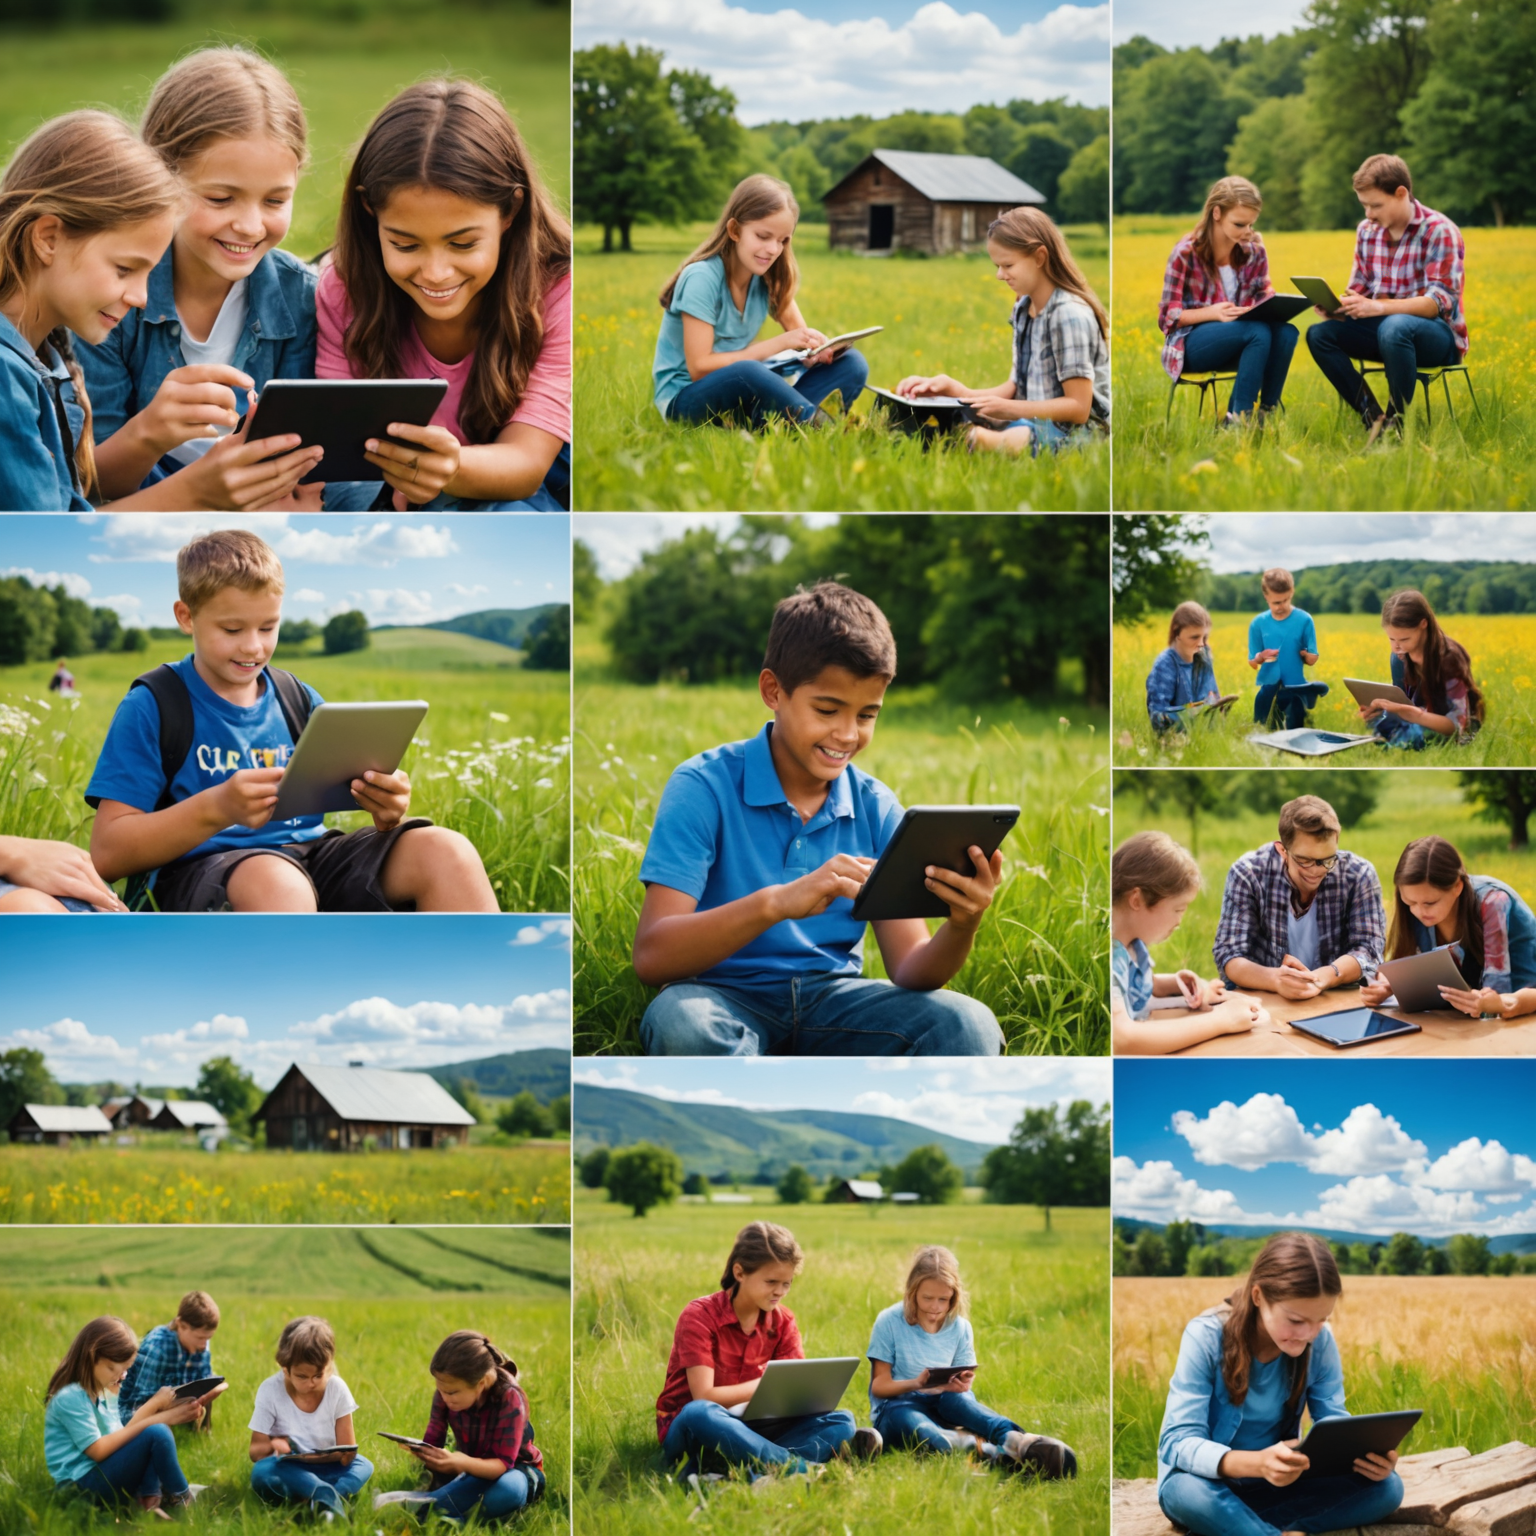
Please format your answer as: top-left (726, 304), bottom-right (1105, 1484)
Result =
top-left (868, 205), bottom-right (894, 250)
top-left (293, 1116), bottom-right (308, 1150)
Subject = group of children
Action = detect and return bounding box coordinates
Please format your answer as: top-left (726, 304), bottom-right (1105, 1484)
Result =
top-left (43, 1292), bottom-right (544, 1524)
top-left (1145, 569), bottom-right (1484, 748)
top-left (0, 46), bottom-right (570, 511)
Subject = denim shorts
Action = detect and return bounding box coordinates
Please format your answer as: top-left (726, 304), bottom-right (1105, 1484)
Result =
top-left (0, 878), bottom-right (99, 913)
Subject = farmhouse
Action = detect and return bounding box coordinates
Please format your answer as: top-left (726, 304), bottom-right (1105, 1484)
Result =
top-left (102, 1095), bottom-right (164, 1130)
top-left (822, 150), bottom-right (1045, 256)
top-left (8, 1104), bottom-right (113, 1146)
top-left (149, 1101), bottom-right (229, 1134)
top-left (254, 1063), bottom-right (476, 1152)
top-left (825, 1178), bottom-right (884, 1203)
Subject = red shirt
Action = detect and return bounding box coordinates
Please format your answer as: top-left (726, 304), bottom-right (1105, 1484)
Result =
top-left (655, 1290), bottom-right (804, 1443)
top-left (423, 1378), bottom-right (542, 1471)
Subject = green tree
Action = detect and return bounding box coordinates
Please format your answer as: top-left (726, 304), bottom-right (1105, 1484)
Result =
top-left (120, 627), bottom-right (150, 653)
top-left (1165, 1219), bottom-right (1203, 1276)
top-left (1382, 1231), bottom-right (1424, 1275)
top-left (1114, 50), bottom-right (1242, 212)
top-left (0, 1047), bottom-right (63, 1133)
top-left (889, 1145), bottom-right (964, 1205)
top-left (1114, 770), bottom-right (1228, 856)
top-left (278, 619), bottom-right (318, 647)
top-left (1112, 515), bottom-right (1211, 628)
top-left (322, 610), bottom-right (369, 656)
top-left (1008, 124), bottom-right (1075, 210)
top-left (572, 539), bottom-right (602, 624)
top-left (1459, 772), bottom-right (1536, 850)
top-left (0, 577), bottom-right (57, 665)
top-left (1055, 134), bottom-right (1110, 224)
top-left (1227, 96), bottom-right (1312, 229)
top-left (549, 1093), bottom-right (571, 1133)
top-left (578, 1146), bottom-right (611, 1189)
top-left (90, 606), bottom-right (122, 653)
top-left (1424, 1243), bottom-right (1450, 1275)
top-left (1447, 1232), bottom-right (1491, 1275)
top-left (979, 1100), bottom-right (1111, 1227)
top-left (1237, 769), bottom-right (1381, 831)
top-left (682, 1171), bottom-right (710, 1197)
top-left (1489, 1251), bottom-right (1519, 1276)
top-left (1347, 1242), bottom-right (1375, 1275)
top-left (193, 1056), bottom-right (263, 1136)
top-left (605, 1141), bottom-right (683, 1217)
top-left (1134, 1228), bottom-right (1168, 1276)
top-left (497, 1091), bottom-right (554, 1139)
top-left (1187, 1244), bottom-right (1231, 1276)
top-left (777, 1164), bottom-right (815, 1204)
top-left (523, 605), bottom-right (571, 671)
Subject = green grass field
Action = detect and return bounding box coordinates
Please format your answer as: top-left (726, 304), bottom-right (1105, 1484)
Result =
top-left (573, 628), bottom-right (1110, 1055)
top-left (0, 630), bottom-right (570, 913)
top-left (575, 1191), bottom-right (1108, 1536)
top-left (1112, 217), bottom-right (1536, 512)
top-left (1110, 769), bottom-right (1536, 974)
top-left (1114, 611), bottom-right (1536, 766)
top-left (0, 1143), bottom-right (571, 1224)
top-left (573, 222), bottom-right (1111, 512)
top-left (0, 1226), bottom-right (570, 1534)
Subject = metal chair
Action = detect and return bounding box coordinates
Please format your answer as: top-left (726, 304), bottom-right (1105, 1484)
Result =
top-left (1348, 358), bottom-right (1482, 430)
top-left (1165, 369), bottom-right (1236, 422)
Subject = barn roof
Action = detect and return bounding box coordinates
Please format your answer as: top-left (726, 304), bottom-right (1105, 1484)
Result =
top-left (15, 1104), bottom-right (113, 1134)
top-left (841, 1178), bottom-right (884, 1200)
top-left (265, 1063), bottom-right (476, 1127)
top-left (825, 150), bottom-right (1045, 207)
top-left (132, 1097), bottom-right (166, 1118)
top-left (154, 1100), bottom-right (228, 1129)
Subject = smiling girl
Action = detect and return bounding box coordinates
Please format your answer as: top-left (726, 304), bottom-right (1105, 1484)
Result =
top-left (1158, 1232), bottom-right (1404, 1536)
top-left (318, 78), bottom-right (571, 510)
top-left (1147, 601), bottom-right (1225, 734)
top-left (652, 174), bottom-right (868, 430)
top-left (898, 206), bottom-right (1109, 456)
top-left (1359, 589), bottom-right (1484, 749)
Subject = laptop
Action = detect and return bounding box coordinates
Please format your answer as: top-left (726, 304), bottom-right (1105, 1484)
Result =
top-left (726, 1357), bottom-right (860, 1424)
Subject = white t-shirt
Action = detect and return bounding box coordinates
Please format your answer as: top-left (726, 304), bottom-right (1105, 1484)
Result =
top-left (166, 278), bottom-right (249, 467)
top-left (1217, 264), bottom-right (1238, 302)
top-left (248, 1371), bottom-right (358, 1451)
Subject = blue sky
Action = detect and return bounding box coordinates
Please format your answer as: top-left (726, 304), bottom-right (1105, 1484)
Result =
top-left (574, 1057), bottom-right (1110, 1145)
top-left (1114, 1060), bottom-right (1536, 1239)
top-left (0, 916), bottom-right (571, 1088)
top-left (0, 514), bottom-right (570, 633)
top-left (1114, 0), bottom-right (1304, 46)
top-left (1202, 514), bottom-right (1536, 575)
top-left (575, 513), bottom-right (839, 580)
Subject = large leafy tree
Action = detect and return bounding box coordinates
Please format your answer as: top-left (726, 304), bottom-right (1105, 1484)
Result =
top-left (980, 1100), bottom-right (1111, 1228)
top-left (0, 1048), bottom-right (63, 1133)
top-left (1112, 515), bottom-right (1210, 630)
top-left (194, 1055), bottom-right (263, 1135)
top-left (605, 1141), bottom-right (683, 1217)
top-left (888, 1145), bottom-right (964, 1204)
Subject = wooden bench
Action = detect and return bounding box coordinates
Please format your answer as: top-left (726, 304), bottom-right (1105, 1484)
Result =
top-left (1113, 1442), bottom-right (1536, 1535)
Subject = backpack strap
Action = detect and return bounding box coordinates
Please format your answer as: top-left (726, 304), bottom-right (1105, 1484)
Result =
top-left (265, 665), bottom-right (314, 745)
top-left (125, 664), bottom-right (196, 813)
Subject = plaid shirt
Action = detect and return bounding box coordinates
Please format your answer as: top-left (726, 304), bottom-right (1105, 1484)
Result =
top-left (1213, 843), bottom-right (1385, 982)
top-left (1346, 201), bottom-right (1467, 355)
top-left (1158, 233), bottom-right (1274, 379)
top-left (1011, 289), bottom-right (1110, 428)
top-left (118, 1324), bottom-right (212, 1416)
top-left (424, 1376), bottom-right (543, 1475)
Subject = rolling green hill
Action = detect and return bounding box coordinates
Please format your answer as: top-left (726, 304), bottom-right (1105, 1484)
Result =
top-left (335, 626), bottom-right (524, 669)
top-left (573, 1085), bottom-right (998, 1182)
top-left (376, 606), bottom-right (565, 650)
top-left (421, 1049), bottom-right (571, 1105)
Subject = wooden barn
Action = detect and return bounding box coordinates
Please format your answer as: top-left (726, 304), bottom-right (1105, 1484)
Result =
top-left (103, 1095), bottom-right (164, 1130)
top-left (150, 1100), bottom-right (229, 1134)
top-left (822, 149), bottom-right (1045, 256)
top-left (8, 1104), bottom-right (112, 1146)
top-left (254, 1063), bottom-right (476, 1152)
top-left (825, 1178), bottom-right (885, 1203)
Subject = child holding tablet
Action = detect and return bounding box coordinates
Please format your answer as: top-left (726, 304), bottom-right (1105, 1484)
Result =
top-left (1358, 589), bottom-right (1483, 748)
top-left (1146, 602), bottom-right (1223, 734)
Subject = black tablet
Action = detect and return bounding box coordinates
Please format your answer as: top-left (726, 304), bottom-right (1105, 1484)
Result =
top-left (247, 379), bottom-right (449, 482)
top-left (850, 805), bottom-right (1020, 922)
top-left (1242, 293), bottom-right (1311, 325)
top-left (1296, 1411), bottom-right (1421, 1478)
top-left (172, 1375), bottom-right (225, 1399)
top-left (1287, 1007), bottom-right (1421, 1048)
top-left (922, 1365), bottom-right (977, 1385)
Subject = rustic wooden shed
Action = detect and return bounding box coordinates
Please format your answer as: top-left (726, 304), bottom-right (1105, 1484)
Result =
top-left (822, 150), bottom-right (1045, 256)
top-left (254, 1063), bottom-right (475, 1152)
top-left (825, 1178), bottom-right (885, 1203)
top-left (150, 1100), bottom-right (229, 1134)
top-left (104, 1095), bottom-right (164, 1130)
top-left (8, 1103), bottom-right (112, 1146)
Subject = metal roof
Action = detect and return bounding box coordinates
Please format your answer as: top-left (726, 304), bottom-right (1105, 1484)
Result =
top-left (17, 1104), bottom-right (113, 1133)
top-left (841, 1179), bottom-right (885, 1200)
top-left (280, 1063), bottom-right (476, 1126)
top-left (828, 150), bottom-right (1045, 206)
top-left (154, 1100), bottom-right (228, 1129)
top-left (132, 1097), bottom-right (166, 1118)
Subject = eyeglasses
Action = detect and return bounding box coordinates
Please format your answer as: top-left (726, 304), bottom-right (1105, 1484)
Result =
top-left (1289, 853), bottom-right (1339, 873)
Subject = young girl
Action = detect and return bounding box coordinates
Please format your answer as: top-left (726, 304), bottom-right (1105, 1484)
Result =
top-left (1158, 1232), bottom-right (1404, 1536)
top-left (318, 78), bottom-right (571, 511)
top-left (78, 47), bottom-right (323, 508)
top-left (1158, 176), bottom-right (1299, 424)
top-left (1113, 831), bottom-right (1267, 1054)
top-left (867, 1245), bottom-right (1076, 1477)
top-left (44, 1316), bottom-right (205, 1512)
top-left (0, 111), bottom-right (319, 510)
top-left (1361, 835), bottom-right (1536, 1019)
top-left (652, 174), bottom-right (868, 431)
top-left (654, 1221), bottom-right (872, 1478)
top-left (249, 1315), bottom-right (373, 1517)
top-left (372, 1330), bottom-right (545, 1521)
top-left (1146, 601), bottom-right (1225, 733)
top-left (0, 835), bottom-right (127, 912)
top-left (899, 207), bottom-right (1109, 455)
top-left (1358, 589), bottom-right (1484, 748)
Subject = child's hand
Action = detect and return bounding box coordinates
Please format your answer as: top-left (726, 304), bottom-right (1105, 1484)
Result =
top-left (365, 423), bottom-right (461, 506)
top-left (160, 1395), bottom-right (203, 1427)
top-left (774, 854), bottom-right (875, 920)
top-left (1359, 975), bottom-right (1394, 1006)
top-left (926, 846), bottom-right (1002, 933)
top-left (350, 768), bottom-right (411, 829)
top-left (779, 326), bottom-right (826, 353)
top-left (270, 1437), bottom-right (292, 1457)
top-left (212, 767), bottom-right (285, 829)
top-left (942, 1369), bottom-right (975, 1394)
top-left (1214, 996), bottom-right (1265, 1035)
top-left (416, 1444), bottom-right (459, 1473)
top-left (1438, 983), bottom-right (1504, 1018)
top-left (177, 390), bottom-right (325, 510)
top-left (1258, 1439), bottom-right (1309, 1486)
top-left (1208, 301), bottom-right (1248, 322)
top-left (138, 364), bottom-right (253, 453)
top-left (897, 373), bottom-right (961, 398)
top-left (1174, 969), bottom-right (1206, 1009)
top-left (1355, 1449), bottom-right (1398, 1481)
top-left (256, 478), bottom-right (326, 511)
top-left (958, 394), bottom-right (1021, 426)
top-left (0, 837), bottom-right (127, 911)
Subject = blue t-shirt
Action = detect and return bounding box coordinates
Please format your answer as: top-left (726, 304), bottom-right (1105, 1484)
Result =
top-left (45, 1383), bottom-right (121, 1485)
top-left (85, 654), bottom-right (326, 865)
top-left (1112, 937), bottom-right (1154, 1021)
top-left (652, 255), bottom-right (771, 417)
top-left (1248, 607), bottom-right (1317, 687)
top-left (1227, 1354), bottom-right (1292, 1452)
top-left (638, 722), bottom-right (906, 987)
top-left (865, 1302), bottom-right (976, 1407)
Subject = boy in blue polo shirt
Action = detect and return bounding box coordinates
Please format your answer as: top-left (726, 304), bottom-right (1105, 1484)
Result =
top-left (633, 582), bottom-right (1005, 1056)
top-left (1248, 567), bottom-right (1327, 731)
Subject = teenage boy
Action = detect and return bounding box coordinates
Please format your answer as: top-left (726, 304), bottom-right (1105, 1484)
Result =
top-left (1248, 568), bottom-right (1328, 731)
top-left (1304, 154), bottom-right (1467, 444)
top-left (633, 582), bottom-right (1005, 1056)
top-left (119, 1291), bottom-right (222, 1430)
top-left (85, 529), bottom-right (497, 912)
top-left (1213, 795), bottom-right (1385, 1000)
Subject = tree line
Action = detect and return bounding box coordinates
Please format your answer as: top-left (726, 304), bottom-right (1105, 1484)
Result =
top-left (0, 576), bottom-right (144, 664)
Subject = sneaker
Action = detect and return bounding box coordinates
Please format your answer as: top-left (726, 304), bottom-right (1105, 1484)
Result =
top-left (1365, 409), bottom-right (1403, 446)
top-left (164, 1485), bottom-right (204, 1509)
top-left (372, 1490), bottom-right (436, 1510)
top-left (1002, 1431), bottom-right (1078, 1479)
top-left (850, 1426), bottom-right (883, 1460)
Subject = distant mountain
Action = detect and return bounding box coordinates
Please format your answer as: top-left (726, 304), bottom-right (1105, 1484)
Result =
top-left (574, 1084), bottom-right (998, 1182)
top-left (1114, 1216), bottom-right (1536, 1256)
top-left (418, 1050), bottom-right (570, 1105)
top-left (373, 606), bottom-right (565, 650)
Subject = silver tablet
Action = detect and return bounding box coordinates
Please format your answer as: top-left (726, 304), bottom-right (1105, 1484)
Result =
top-left (1376, 947), bottom-right (1470, 1011)
top-left (272, 700), bottom-right (429, 821)
top-left (1343, 677), bottom-right (1413, 710)
top-left (740, 1357), bottom-right (860, 1422)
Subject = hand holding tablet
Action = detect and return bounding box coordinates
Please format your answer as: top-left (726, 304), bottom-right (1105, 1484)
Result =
top-left (246, 380), bottom-right (449, 483)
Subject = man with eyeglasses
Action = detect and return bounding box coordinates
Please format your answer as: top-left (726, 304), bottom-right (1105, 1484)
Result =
top-left (1213, 794), bottom-right (1385, 1001)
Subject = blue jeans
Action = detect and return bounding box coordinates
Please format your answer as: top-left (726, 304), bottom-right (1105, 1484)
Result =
top-left (1254, 681), bottom-right (1331, 730)
top-left (872, 1391), bottom-right (1018, 1454)
top-left (322, 442), bottom-right (570, 510)
top-left (662, 1398), bottom-right (855, 1478)
top-left (1306, 313), bottom-right (1458, 419)
top-left (667, 351), bottom-right (869, 427)
top-left (1159, 1468), bottom-right (1404, 1536)
top-left (0, 877), bottom-right (98, 913)
top-left (416, 1469), bottom-right (531, 1522)
top-left (640, 973), bottom-right (1003, 1056)
top-left (1372, 711), bottom-right (1428, 750)
top-left (251, 1453), bottom-right (374, 1512)
top-left (1183, 320), bottom-right (1300, 416)
top-left (72, 1423), bottom-right (188, 1505)
top-left (998, 416), bottom-right (1077, 455)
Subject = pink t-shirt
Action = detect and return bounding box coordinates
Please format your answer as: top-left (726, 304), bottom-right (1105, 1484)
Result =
top-left (315, 262), bottom-right (571, 447)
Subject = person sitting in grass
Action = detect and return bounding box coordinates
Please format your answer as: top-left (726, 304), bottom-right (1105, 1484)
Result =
top-left (867, 1243), bottom-right (1077, 1476)
top-left (117, 1290), bottom-right (219, 1431)
top-left (0, 835), bottom-right (126, 912)
top-left (1248, 568), bottom-right (1327, 732)
top-left (1358, 588), bottom-right (1483, 749)
top-left (1304, 154), bottom-right (1467, 446)
top-left (1146, 601), bottom-right (1226, 735)
top-left (1212, 795), bottom-right (1385, 1000)
top-left (632, 581), bottom-right (1004, 1056)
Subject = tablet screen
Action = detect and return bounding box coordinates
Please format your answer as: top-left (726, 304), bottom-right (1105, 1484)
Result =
top-left (1294, 1008), bottom-right (1417, 1044)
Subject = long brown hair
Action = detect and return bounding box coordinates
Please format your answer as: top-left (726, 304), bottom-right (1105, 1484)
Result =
top-left (1380, 589), bottom-right (1483, 724)
top-left (1388, 835), bottom-right (1484, 979)
top-left (659, 174), bottom-right (799, 318)
top-left (47, 1316), bottom-right (139, 1401)
top-left (1189, 175), bottom-right (1263, 282)
top-left (988, 206), bottom-right (1107, 339)
top-left (1167, 600), bottom-right (1211, 648)
top-left (0, 111), bottom-right (181, 497)
top-left (430, 1330), bottom-right (517, 1400)
top-left (332, 79), bottom-right (571, 447)
top-left (719, 1220), bottom-right (804, 1295)
top-left (141, 45), bottom-right (308, 175)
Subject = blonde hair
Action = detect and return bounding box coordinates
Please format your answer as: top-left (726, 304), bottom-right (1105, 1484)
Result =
top-left (47, 1317), bottom-right (138, 1402)
top-left (660, 174), bottom-right (799, 319)
top-left (0, 111), bottom-right (181, 498)
top-left (1112, 830), bottom-right (1201, 907)
top-left (142, 46), bottom-right (308, 175)
top-left (1167, 600), bottom-right (1211, 647)
top-left (988, 206), bottom-right (1107, 339)
top-left (1190, 175), bottom-right (1263, 280)
top-left (719, 1220), bottom-right (804, 1294)
top-left (902, 1245), bottom-right (967, 1327)
top-left (275, 1315), bottom-right (335, 1371)
top-left (177, 1290), bottom-right (219, 1330)
top-left (1260, 567), bottom-right (1295, 595)
top-left (177, 529), bottom-right (284, 614)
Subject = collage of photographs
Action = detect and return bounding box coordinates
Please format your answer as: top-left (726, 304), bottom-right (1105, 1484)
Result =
top-left (0, 0), bottom-right (1532, 1534)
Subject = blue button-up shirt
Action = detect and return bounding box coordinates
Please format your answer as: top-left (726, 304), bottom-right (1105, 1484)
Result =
top-left (0, 311), bottom-right (93, 510)
top-left (117, 1322), bottom-right (214, 1416)
top-left (638, 722), bottom-right (906, 987)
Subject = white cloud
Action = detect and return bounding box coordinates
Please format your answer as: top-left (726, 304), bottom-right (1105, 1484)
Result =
top-left (87, 514), bottom-right (292, 563)
top-left (1114, 0), bottom-right (1306, 46)
top-left (95, 593), bottom-right (143, 619)
top-left (290, 588), bottom-right (327, 604)
top-left (277, 522), bottom-right (457, 566)
top-left (1112, 1156), bottom-right (1279, 1225)
top-left (1308, 1105), bottom-right (1428, 1176)
top-left (357, 588), bottom-right (440, 625)
top-left (1206, 514), bottom-right (1536, 576)
top-left (1306, 1175), bottom-right (1485, 1235)
top-left (510, 920), bottom-right (575, 949)
top-left (3, 567), bottom-right (92, 597)
top-left (1409, 1137), bottom-right (1536, 1195)
top-left (449, 583), bottom-right (490, 598)
top-left (1, 1018), bottom-right (138, 1076)
top-left (1172, 1095), bottom-right (1427, 1176)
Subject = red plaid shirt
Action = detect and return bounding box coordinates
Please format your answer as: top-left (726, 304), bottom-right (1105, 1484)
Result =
top-left (1158, 233), bottom-right (1274, 379)
top-left (424, 1377), bottom-right (542, 1472)
top-left (1345, 200), bottom-right (1467, 356)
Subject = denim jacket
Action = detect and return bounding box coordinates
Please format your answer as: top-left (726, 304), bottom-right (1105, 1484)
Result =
top-left (1157, 1310), bottom-right (1346, 1487)
top-left (0, 311), bottom-right (93, 510)
top-left (74, 245), bottom-right (318, 486)
top-left (1408, 874), bottom-right (1536, 991)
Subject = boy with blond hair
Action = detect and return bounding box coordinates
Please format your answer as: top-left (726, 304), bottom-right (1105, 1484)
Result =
top-left (118, 1290), bottom-right (221, 1428)
top-left (1248, 567), bottom-right (1327, 731)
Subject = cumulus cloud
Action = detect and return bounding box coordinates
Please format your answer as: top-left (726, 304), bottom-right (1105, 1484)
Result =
top-left (1, 1018), bottom-right (138, 1074)
top-left (1305, 1175), bottom-right (1486, 1234)
top-left (95, 593), bottom-right (143, 619)
top-left (449, 583), bottom-right (490, 597)
top-left (88, 514), bottom-right (290, 563)
top-left (355, 588), bottom-right (440, 625)
top-left (278, 522), bottom-right (458, 566)
top-left (1111, 1156), bottom-right (1280, 1225)
top-left (290, 588), bottom-right (327, 604)
top-left (3, 567), bottom-right (92, 597)
top-left (510, 920), bottom-right (574, 949)
top-left (1409, 1137), bottom-right (1536, 1194)
top-left (1172, 1095), bottom-right (1426, 1175)
top-left (1207, 514), bottom-right (1536, 576)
